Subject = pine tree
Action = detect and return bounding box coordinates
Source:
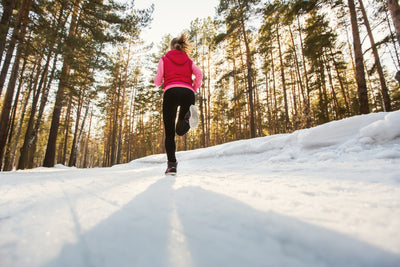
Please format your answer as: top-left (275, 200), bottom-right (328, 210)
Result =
top-left (0, 0), bottom-right (16, 71)
top-left (348, 0), bottom-right (370, 114)
top-left (359, 0), bottom-right (391, 111)
top-left (217, 0), bottom-right (260, 138)
top-left (0, 0), bottom-right (33, 170)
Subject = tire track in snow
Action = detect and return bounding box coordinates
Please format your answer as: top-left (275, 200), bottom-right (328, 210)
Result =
top-left (57, 179), bottom-right (93, 267)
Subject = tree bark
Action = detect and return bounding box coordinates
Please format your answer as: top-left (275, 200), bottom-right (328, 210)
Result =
top-left (0, 0), bottom-right (29, 96)
top-left (329, 47), bottom-right (350, 115)
top-left (360, 0), bottom-right (391, 111)
top-left (277, 27), bottom-right (290, 131)
top-left (61, 97), bottom-right (72, 165)
top-left (388, 0), bottom-right (400, 47)
top-left (348, 0), bottom-right (370, 114)
top-left (0, 0), bottom-right (16, 70)
top-left (43, 0), bottom-right (81, 167)
top-left (0, 0), bottom-right (32, 170)
top-left (69, 98), bottom-right (89, 167)
top-left (17, 56), bottom-right (44, 170)
top-left (240, 18), bottom-right (256, 138)
top-left (298, 17), bottom-right (312, 128)
top-left (68, 93), bottom-right (83, 167)
top-left (2, 58), bottom-right (27, 171)
top-left (117, 44), bottom-right (131, 164)
top-left (288, 24), bottom-right (310, 129)
top-left (270, 49), bottom-right (278, 134)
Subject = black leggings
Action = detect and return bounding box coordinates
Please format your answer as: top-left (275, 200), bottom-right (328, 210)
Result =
top-left (163, 87), bottom-right (195, 162)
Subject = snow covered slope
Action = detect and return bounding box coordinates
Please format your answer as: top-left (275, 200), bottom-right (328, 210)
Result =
top-left (1, 111), bottom-right (400, 267)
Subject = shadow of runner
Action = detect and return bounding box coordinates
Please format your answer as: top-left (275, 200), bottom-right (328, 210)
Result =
top-left (43, 177), bottom-right (175, 267)
top-left (175, 186), bottom-right (400, 267)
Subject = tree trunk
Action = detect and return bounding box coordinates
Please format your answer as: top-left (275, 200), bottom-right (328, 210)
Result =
top-left (25, 5), bottom-right (67, 168)
top-left (264, 72), bottom-right (273, 134)
top-left (117, 44), bottom-right (131, 164)
top-left (360, 0), bottom-right (391, 111)
top-left (0, 0), bottom-right (32, 170)
top-left (61, 96), bottom-right (72, 165)
top-left (385, 8), bottom-right (400, 69)
top-left (277, 27), bottom-right (290, 132)
top-left (82, 112), bottom-right (93, 168)
top-left (324, 54), bottom-right (341, 119)
top-left (2, 57), bottom-right (27, 171)
top-left (298, 17), bottom-right (312, 128)
top-left (17, 56), bottom-right (44, 170)
top-left (232, 53), bottom-right (241, 140)
top-left (110, 84), bottom-right (119, 166)
top-left (0, 0), bottom-right (16, 70)
top-left (200, 43), bottom-right (206, 148)
top-left (388, 0), bottom-right (400, 47)
top-left (128, 86), bottom-right (136, 161)
top-left (329, 47), bottom-right (351, 115)
top-left (288, 24), bottom-right (308, 129)
top-left (207, 46), bottom-right (211, 146)
top-left (240, 18), bottom-right (256, 138)
top-left (270, 49), bottom-right (278, 134)
top-left (0, 0), bottom-right (20, 97)
top-left (348, 0), bottom-right (370, 114)
top-left (70, 99), bottom-right (89, 167)
top-left (43, 0), bottom-right (81, 167)
top-left (68, 93), bottom-right (83, 167)
top-left (27, 50), bottom-right (59, 169)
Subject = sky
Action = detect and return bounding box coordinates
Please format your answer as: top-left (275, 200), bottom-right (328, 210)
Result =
top-left (133, 0), bottom-right (220, 45)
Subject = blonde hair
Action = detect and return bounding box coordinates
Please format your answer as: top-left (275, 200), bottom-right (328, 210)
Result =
top-left (171, 34), bottom-right (192, 54)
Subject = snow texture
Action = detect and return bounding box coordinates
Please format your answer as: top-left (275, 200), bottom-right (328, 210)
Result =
top-left (1, 111), bottom-right (400, 267)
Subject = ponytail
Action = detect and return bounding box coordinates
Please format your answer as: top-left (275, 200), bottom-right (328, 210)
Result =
top-left (170, 34), bottom-right (192, 54)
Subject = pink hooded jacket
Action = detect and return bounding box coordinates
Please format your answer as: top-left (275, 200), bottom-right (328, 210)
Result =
top-left (154, 50), bottom-right (203, 93)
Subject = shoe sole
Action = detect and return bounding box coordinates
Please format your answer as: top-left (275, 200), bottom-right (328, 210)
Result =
top-left (189, 105), bottom-right (199, 128)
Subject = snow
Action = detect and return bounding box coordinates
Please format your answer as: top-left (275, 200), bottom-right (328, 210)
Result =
top-left (1, 111), bottom-right (400, 267)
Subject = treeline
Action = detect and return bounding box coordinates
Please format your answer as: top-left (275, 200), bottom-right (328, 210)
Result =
top-left (130, 0), bottom-right (400, 159)
top-left (0, 0), bottom-right (153, 170)
top-left (0, 0), bottom-right (399, 171)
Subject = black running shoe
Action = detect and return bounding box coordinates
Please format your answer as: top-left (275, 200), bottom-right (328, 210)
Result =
top-left (184, 105), bottom-right (199, 129)
top-left (165, 161), bottom-right (177, 175)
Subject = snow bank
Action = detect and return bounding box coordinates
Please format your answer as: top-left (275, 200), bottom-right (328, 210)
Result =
top-left (297, 112), bottom-right (387, 148)
top-left (359, 110), bottom-right (400, 143)
top-left (171, 110), bottom-right (400, 163)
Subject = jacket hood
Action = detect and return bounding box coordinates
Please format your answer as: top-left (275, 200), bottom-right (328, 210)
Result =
top-left (165, 50), bottom-right (190, 65)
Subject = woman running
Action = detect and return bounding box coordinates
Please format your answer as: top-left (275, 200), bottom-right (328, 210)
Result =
top-left (154, 34), bottom-right (203, 175)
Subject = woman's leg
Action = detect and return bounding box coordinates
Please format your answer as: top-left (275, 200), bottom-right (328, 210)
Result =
top-left (176, 88), bottom-right (195, 136)
top-left (163, 89), bottom-right (178, 162)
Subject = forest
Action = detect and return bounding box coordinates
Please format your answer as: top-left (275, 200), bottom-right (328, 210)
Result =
top-left (0, 0), bottom-right (399, 171)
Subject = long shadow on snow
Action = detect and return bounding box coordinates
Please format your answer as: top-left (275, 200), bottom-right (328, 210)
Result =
top-left (174, 186), bottom-right (400, 267)
top-left (43, 178), bottom-right (399, 267)
top-left (43, 177), bottom-right (175, 267)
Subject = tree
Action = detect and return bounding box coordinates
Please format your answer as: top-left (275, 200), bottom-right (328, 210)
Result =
top-left (348, 0), bottom-right (370, 114)
top-left (43, 0), bottom-right (153, 167)
top-left (0, 0), bottom-right (33, 170)
top-left (0, 0), bottom-right (16, 71)
top-left (217, 0), bottom-right (260, 138)
top-left (359, 0), bottom-right (391, 111)
top-left (43, 0), bottom-right (81, 167)
top-left (387, 0), bottom-right (400, 47)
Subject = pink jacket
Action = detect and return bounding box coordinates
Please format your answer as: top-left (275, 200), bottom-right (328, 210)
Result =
top-left (154, 50), bottom-right (203, 93)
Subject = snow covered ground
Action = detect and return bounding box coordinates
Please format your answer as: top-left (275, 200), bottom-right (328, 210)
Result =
top-left (1, 111), bottom-right (400, 267)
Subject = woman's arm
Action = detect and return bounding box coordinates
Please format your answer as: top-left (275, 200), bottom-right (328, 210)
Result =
top-left (154, 58), bottom-right (164, 87)
top-left (192, 62), bottom-right (203, 91)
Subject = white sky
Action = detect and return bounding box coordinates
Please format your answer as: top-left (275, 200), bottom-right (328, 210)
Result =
top-left (134, 0), bottom-right (219, 45)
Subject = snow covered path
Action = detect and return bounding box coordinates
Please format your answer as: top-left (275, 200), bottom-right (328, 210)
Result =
top-left (1, 111), bottom-right (400, 267)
